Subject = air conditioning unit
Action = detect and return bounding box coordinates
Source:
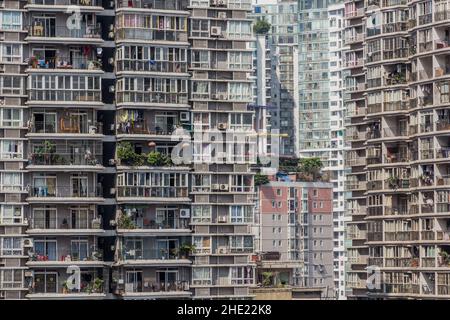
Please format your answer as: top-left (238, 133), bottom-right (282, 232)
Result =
top-left (110, 188), bottom-right (116, 195)
top-left (22, 238), bottom-right (33, 248)
top-left (25, 271), bottom-right (33, 277)
top-left (211, 26), bottom-right (222, 37)
top-left (212, 94), bottom-right (219, 100)
top-left (219, 184), bottom-right (229, 191)
top-left (109, 159), bottom-right (116, 165)
top-left (218, 94), bottom-right (226, 100)
top-left (211, 184), bottom-right (220, 191)
top-left (180, 112), bottom-right (190, 122)
top-left (218, 123), bottom-right (227, 130)
top-left (180, 209), bottom-right (190, 218)
top-left (218, 12), bottom-right (227, 19)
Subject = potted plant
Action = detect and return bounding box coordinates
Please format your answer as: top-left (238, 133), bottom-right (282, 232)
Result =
top-left (262, 272), bottom-right (273, 287)
top-left (387, 176), bottom-right (399, 189)
top-left (92, 277), bottom-right (104, 293)
top-left (170, 248), bottom-right (179, 259)
top-left (160, 248), bottom-right (168, 259)
top-left (179, 244), bottom-right (196, 258)
top-left (62, 281), bottom-right (69, 294)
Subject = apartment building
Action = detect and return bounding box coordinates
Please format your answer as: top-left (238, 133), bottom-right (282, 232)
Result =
top-left (255, 179), bottom-right (334, 299)
top-left (344, 0), bottom-right (450, 299)
top-left (0, 0), bottom-right (257, 300)
top-left (298, 0), bottom-right (347, 299)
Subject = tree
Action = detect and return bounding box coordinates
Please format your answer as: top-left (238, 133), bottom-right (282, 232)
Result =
top-left (253, 18), bottom-right (271, 35)
top-left (298, 157), bottom-right (323, 180)
top-left (254, 173), bottom-right (270, 186)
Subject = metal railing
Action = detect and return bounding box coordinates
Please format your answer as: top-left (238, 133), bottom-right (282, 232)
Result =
top-left (30, 120), bottom-right (102, 134)
top-left (117, 0), bottom-right (188, 10)
top-left (29, 185), bottom-right (103, 198)
top-left (30, 217), bottom-right (101, 230)
top-left (30, 90), bottom-right (101, 102)
top-left (30, 153), bottom-right (102, 166)
top-left (119, 248), bottom-right (187, 261)
top-left (116, 60), bottom-right (188, 73)
top-left (28, 25), bottom-right (101, 39)
top-left (29, 56), bottom-right (102, 70)
top-left (117, 186), bottom-right (189, 198)
top-left (116, 92), bottom-right (188, 105)
top-left (124, 281), bottom-right (190, 294)
top-left (28, 0), bottom-right (99, 5)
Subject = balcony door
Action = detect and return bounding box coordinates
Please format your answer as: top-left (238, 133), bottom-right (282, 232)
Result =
top-left (70, 206), bottom-right (90, 229)
top-left (34, 272), bottom-right (58, 294)
top-left (33, 112), bottom-right (56, 133)
top-left (32, 16), bottom-right (56, 37)
top-left (33, 207), bottom-right (57, 229)
top-left (125, 270), bottom-right (142, 293)
top-left (71, 239), bottom-right (89, 261)
top-left (156, 208), bottom-right (176, 229)
top-left (157, 269), bottom-right (178, 291)
top-left (34, 240), bottom-right (57, 261)
top-left (33, 175), bottom-right (56, 197)
top-left (71, 175), bottom-right (88, 197)
top-left (157, 239), bottom-right (179, 259)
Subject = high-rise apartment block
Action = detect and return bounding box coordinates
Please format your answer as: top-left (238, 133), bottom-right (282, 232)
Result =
top-left (0, 0), bottom-right (257, 300)
top-left (255, 179), bottom-right (335, 299)
top-left (344, 0), bottom-right (450, 299)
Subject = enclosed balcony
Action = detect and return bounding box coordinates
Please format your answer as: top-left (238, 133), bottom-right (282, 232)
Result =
top-left (116, 109), bottom-right (190, 140)
top-left (116, 171), bottom-right (189, 204)
top-left (116, 237), bottom-right (192, 266)
top-left (116, 0), bottom-right (188, 9)
top-left (27, 173), bottom-right (103, 203)
top-left (27, 237), bottom-right (104, 267)
top-left (26, 268), bottom-right (106, 300)
top-left (116, 205), bottom-right (191, 235)
top-left (26, 0), bottom-right (104, 12)
top-left (27, 205), bottom-right (103, 235)
top-left (28, 110), bottom-right (103, 137)
top-left (27, 16), bottom-right (102, 44)
top-left (27, 46), bottom-right (102, 72)
top-left (27, 141), bottom-right (103, 169)
top-left (118, 267), bottom-right (191, 299)
top-left (29, 74), bottom-right (102, 104)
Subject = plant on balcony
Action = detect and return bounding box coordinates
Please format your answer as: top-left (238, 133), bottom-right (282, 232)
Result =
top-left (146, 151), bottom-right (172, 167)
top-left (439, 251), bottom-right (450, 266)
top-left (84, 277), bottom-right (104, 294)
top-left (253, 18), bottom-right (271, 35)
top-left (62, 281), bottom-right (69, 294)
top-left (262, 272), bottom-right (273, 287)
top-left (179, 243), bottom-right (196, 258)
top-left (254, 173), bottom-right (269, 186)
top-left (387, 176), bottom-right (399, 189)
top-left (298, 157), bottom-right (323, 181)
top-left (116, 142), bottom-right (136, 165)
top-left (117, 213), bottom-right (135, 229)
top-left (170, 248), bottom-right (179, 259)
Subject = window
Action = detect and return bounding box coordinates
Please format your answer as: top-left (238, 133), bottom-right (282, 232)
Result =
top-left (191, 19), bottom-right (209, 37)
top-left (0, 269), bottom-right (23, 289)
top-left (191, 50), bottom-right (209, 68)
top-left (0, 205), bottom-right (23, 224)
top-left (229, 52), bottom-right (252, 70)
top-left (1, 237), bottom-right (22, 256)
top-left (124, 238), bottom-right (143, 260)
top-left (0, 140), bottom-right (23, 159)
top-left (192, 267), bottom-right (211, 285)
top-left (230, 236), bottom-right (253, 252)
top-left (0, 172), bottom-right (23, 191)
top-left (228, 21), bottom-right (252, 39)
top-left (313, 189), bottom-right (318, 197)
top-left (0, 11), bottom-right (22, 30)
top-left (230, 206), bottom-right (253, 223)
top-left (0, 75), bottom-right (24, 95)
top-left (193, 236), bottom-right (211, 254)
top-left (71, 238), bottom-right (89, 261)
top-left (1, 43), bottom-right (22, 63)
top-left (192, 205), bottom-right (211, 223)
top-left (231, 266), bottom-right (254, 285)
top-left (1, 108), bottom-right (22, 128)
top-left (192, 174), bottom-right (210, 192)
top-left (34, 239), bottom-right (57, 260)
top-left (276, 189), bottom-right (282, 196)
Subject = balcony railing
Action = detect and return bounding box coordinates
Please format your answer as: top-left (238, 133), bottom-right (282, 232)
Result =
top-left (437, 121), bottom-right (450, 131)
top-left (419, 41), bottom-right (433, 53)
top-left (382, 0), bottom-right (407, 6)
top-left (124, 281), bottom-right (190, 294)
top-left (384, 284), bottom-right (420, 294)
top-left (385, 258), bottom-right (418, 268)
top-left (119, 248), bottom-right (187, 261)
top-left (384, 206), bottom-right (408, 216)
top-left (29, 56), bottom-right (102, 71)
top-left (30, 217), bottom-right (102, 230)
top-left (382, 22), bottom-right (407, 34)
top-left (435, 10), bottom-right (450, 22)
top-left (29, 185), bottom-right (102, 198)
top-left (117, 186), bottom-right (189, 198)
top-left (116, 60), bottom-right (188, 73)
top-left (116, 120), bottom-right (176, 136)
top-left (30, 153), bottom-right (102, 166)
top-left (28, 25), bottom-right (101, 39)
top-left (422, 257), bottom-right (436, 267)
top-left (418, 13), bottom-right (432, 25)
top-left (117, 0), bottom-right (188, 10)
top-left (30, 120), bottom-right (102, 135)
top-left (437, 175), bottom-right (450, 186)
top-left (29, 90), bottom-right (101, 102)
top-left (118, 217), bottom-right (189, 230)
top-left (116, 92), bottom-right (188, 105)
top-left (384, 231), bottom-right (419, 241)
top-left (28, 0), bottom-right (100, 5)
top-left (116, 29), bottom-right (188, 43)
top-left (383, 48), bottom-right (408, 61)
top-left (384, 100), bottom-right (409, 112)
top-left (29, 249), bottom-right (102, 262)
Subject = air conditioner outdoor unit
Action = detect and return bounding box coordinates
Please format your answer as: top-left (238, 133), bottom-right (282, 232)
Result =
top-left (22, 238), bottom-right (33, 247)
top-left (218, 123), bottom-right (227, 130)
top-left (211, 26), bottom-right (222, 37)
top-left (110, 188), bottom-right (116, 195)
top-left (109, 85), bottom-right (115, 92)
top-left (211, 184), bottom-right (220, 191)
top-left (218, 216), bottom-right (227, 223)
top-left (212, 94), bottom-right (219, 100)
top-left (218, 94), bottom-right (226, 100)
top-left (220, 184), bottom-right (229, 191)
top-left (180, 209), bottom-right (191, 218)
top-left (180, 112), bottom-right (190, 122)
top-left (89, 125), bottom-right (97, 134)
top-left (218, 12), bottom-right (227, 19)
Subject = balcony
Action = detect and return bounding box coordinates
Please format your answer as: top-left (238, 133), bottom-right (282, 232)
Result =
top-left (28, 56), bottom-right (102, 72)
top-left (121, 280), bottom-right (191, 299)
top-left (384, 152), bottom-right (409, 164)
top-left (384, 231), bottom-right (419, 241)
top-left (435, 9), bottom-right (450, 22)
top-left (27, 25), bottom-right (102, 44)
top-left (116, 60), bottom-right (188, 74)
top-left (383, 48), bottom-right (408, 61)
top-left (344, 8), bottom-right (365, 18)
top-left (27, 185), bottom-right (103, 203)
top-left (419, 41), bottom-right (433, 53)
top-left (345, 157), bottom-right (366, 167)
top-left (382, 0), bottom-right (407, 6)
top-left (116, 0), bottom-right (188, 10)
top-left (27, 0), bottom-right (102, 8)
top-left (28, 247), bottom-right (103, 267)
top-left (116, 186), bottom-right (190, 203)
top-left (437, 120), bottom-right (450, 131)
top-left (29, 120), bottom-right (103, 136)
top-left (115, 28), bottom-right (188, 43)
top-left (385, 258), bottom-right (419, 268)
top-left (384, 284), bottom-right (420, 295)
top-left (382, 22), bottom-right (407, 34)
top-left (384, 100), bottom-right (409, 112)
top-left (418, 13), bottom-right (432, 25)
top-left (116, 91), bottom-right (189, 107)
top-left (345, 131), bottom-right (366, 141)
top-left (117, 248), bottom-right (192, 266)
top-left (384, 206), bottom-right (409, 216)
top-left (28, 216), bottom-right (103, 235)
top-left (345, 181), bottom-right (366, 191)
